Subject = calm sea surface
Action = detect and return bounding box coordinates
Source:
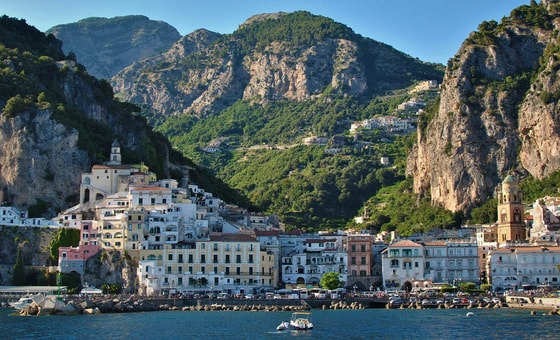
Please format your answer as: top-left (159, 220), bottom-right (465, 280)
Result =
top-left (0, 307), bottom-right (557, 339)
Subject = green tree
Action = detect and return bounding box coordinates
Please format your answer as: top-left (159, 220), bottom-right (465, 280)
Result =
top-left (12, 247), bottom-right (25, 285)
top-left (320, 272), bottom-right (341, 290)
top-left (48, 228), bottom-right (80, 265)
top-left (459, 281), bottom-right (476, 292)
top-left (480, 284), bottom-right (493, 292)
top-left (61, 271), bottom-right (82, 294)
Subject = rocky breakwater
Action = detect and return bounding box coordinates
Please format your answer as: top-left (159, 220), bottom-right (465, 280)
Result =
top-left (15, 296), bottom-right (371, 316)
top-left (17, 296), bottom-right (170, 316)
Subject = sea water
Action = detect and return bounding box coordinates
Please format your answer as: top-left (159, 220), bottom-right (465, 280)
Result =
top-left (0, 307), bottom-right (557, 339)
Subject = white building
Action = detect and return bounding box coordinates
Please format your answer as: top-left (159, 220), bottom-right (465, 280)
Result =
top-left (382, 239), bottom-right (479, 291)
top-left (281, 237), bottom-right (347, 287)
top-left (489, 246), bottom-right (560, 290)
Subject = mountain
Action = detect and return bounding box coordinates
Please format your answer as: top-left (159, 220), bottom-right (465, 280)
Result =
top-left (0, 15), bottom-right (245, 216)
top-left (105, 11), bottom-right (444, 228)
top-left (407, 0), bottom-right (560, 214)
top-left (46, 15), bottom-right (181, 80)
top-left (111, 11), bottom-right (442, 118)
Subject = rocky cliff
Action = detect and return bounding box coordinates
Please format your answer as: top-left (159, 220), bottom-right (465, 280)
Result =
top-left (110, 11), bottom-right (442, 118)
top-left (47, 15), bottom-right (181, 80)
top-left (0, 226), bottom-right (58, 285)
top-left (407, 0), bottom-right (560, 213)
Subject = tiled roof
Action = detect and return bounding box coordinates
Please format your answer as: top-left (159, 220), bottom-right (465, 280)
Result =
top-left (390, 239), bottom-right (422, 247)
top-left (209, 233), bottom-right (257, 242)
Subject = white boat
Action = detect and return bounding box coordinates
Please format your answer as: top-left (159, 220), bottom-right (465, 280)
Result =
top-left (277, 311), bottom-right (313, 331)
top-left (8, 295), bottom-right (36, 310)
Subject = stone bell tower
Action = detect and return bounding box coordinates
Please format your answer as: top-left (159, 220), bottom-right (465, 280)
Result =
top-left (496, 175), bottom-right (526, 246)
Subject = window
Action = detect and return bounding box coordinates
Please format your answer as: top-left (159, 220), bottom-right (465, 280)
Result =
top-left (361, 244), bottom-right (366, 252)
top-left (249, 254), bottom-right (254, 263)
top-left (361, 257), bottom-right (366, 265)
top-left (178, 254), bottom-right (183, 263)
top-left (201, 254), bottom-right (206, 263)
top-left (249, 267), bottom-right (253, 275)
top-left (225, 255), bottom-right (230, 263)
top-left (236, 267), bottom-right (241, 275)
top-left (213, 254), bottom-right (218, 263)
top-left (168, 254), bottom-right (173, 261)
top-left (236, 254), bottom-right (241, 263)
top-left (390, 259), bottom-right (399, 268)
top-left (351, 245), bottom-right (356, 252)
top-left (389, 249), bottom-right (400, 257)
top-left (360, 270), bottom-right (367, 276)
top-left (188, 254), bottom-right (193, 263)
top-left (351, 257), bottom-right (356, 265)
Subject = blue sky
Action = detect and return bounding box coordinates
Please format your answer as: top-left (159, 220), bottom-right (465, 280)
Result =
top-left (1, 0), bottom-right (530, 64)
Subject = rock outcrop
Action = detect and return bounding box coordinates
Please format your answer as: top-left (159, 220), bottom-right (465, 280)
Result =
top-left (407, 0), bottom-right (560, 212)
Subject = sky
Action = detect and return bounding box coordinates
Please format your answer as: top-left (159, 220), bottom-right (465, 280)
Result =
top-left (1, 0), bottom-right (531, 64)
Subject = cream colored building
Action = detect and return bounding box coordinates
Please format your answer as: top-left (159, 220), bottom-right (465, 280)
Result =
top-left (137, 233), bottom-right (276, 296)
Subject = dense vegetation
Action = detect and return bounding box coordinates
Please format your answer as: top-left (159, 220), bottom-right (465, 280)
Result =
top-left (156, 88), bottom-right (431, 230)
top-left (357, 178), bottom-right (465, 237)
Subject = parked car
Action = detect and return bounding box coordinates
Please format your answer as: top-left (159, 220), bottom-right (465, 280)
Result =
top-left (245, 294), bottom-right (255, 300)
top-left (217, 293), bottom-right (229, 299)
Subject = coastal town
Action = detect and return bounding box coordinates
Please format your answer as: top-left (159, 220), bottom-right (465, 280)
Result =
top-left (0, 140), bottom-right (558, 313)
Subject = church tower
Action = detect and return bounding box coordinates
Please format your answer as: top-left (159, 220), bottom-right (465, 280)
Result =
top-left (496, 175), bottom-right (526, 246)
top-left (107, 139), bottom-right (121, 165)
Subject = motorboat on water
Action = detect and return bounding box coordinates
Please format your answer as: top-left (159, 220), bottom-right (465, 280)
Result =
top-left (277, 311), bottom-right (313, 331)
